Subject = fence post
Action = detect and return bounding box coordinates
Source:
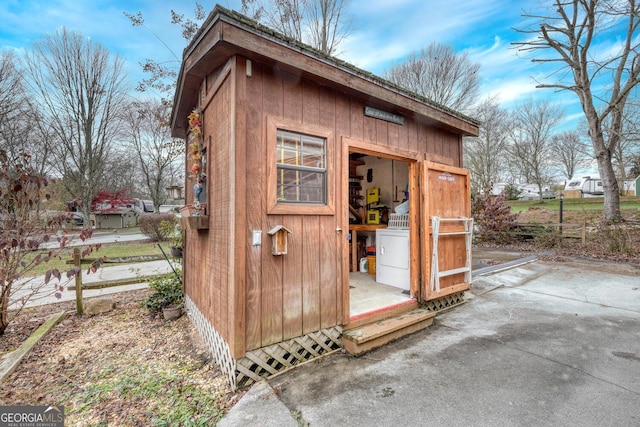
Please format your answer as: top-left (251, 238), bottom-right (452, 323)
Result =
top-left (558, 224), bottom-right (563, 249)
top-left (74, 247), bottom-right (83, 315)
top-left (581, 220), bottom-right (586, 247)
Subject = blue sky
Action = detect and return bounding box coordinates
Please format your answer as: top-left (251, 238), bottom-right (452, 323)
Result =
top-left (1, 0), bottom-right (587, 128)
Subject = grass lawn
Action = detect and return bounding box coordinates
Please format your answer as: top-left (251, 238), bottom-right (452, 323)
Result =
top-left (25, 241), bottom-right (168, 276)
top-left (506, 196), bottom-right (640, 212)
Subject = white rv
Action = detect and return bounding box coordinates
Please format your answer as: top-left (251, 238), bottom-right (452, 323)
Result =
top-left (564, 176), bottom-right (604, 197)
top-left (489, 182), bottom-right (555, 199)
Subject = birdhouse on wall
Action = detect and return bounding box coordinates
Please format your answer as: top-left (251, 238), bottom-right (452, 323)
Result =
top-left (166, 185), bottom-right (184, 200)
top-left (267, 225), bottom-right (292, 256)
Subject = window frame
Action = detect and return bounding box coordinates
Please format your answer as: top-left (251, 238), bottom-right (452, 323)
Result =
top-left (267, 117), bottom-right (335, 215)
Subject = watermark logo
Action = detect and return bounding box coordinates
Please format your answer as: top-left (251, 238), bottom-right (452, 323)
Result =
top-left (0, 406), bottom-right (64, 427)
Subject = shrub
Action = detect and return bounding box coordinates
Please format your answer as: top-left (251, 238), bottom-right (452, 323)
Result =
top-left (158, 220), bottom-right (182, 248)
top-left (143, 269), bottom-right (184, 312)
top-left (533, 228), bottom-right (562, 248)
top-left (472, 189), bottom-right (518, 244)
top-left (139, 213), bottom-right (176, 241)
top-left (593, 221), bottom-right (639, 256)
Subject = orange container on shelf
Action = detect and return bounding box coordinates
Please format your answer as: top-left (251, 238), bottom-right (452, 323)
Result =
top-left (367, 255), bottom-right (376, 275)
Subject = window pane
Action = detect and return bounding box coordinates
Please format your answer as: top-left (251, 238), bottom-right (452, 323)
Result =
top-left (301, 136), bottom-right (325, 168)
top-left (277, 170), bottom-right (325, 203)
top-left (276, 129), bottom-right (326, 204)
top-left (277, 131), bottom-right (301, 165)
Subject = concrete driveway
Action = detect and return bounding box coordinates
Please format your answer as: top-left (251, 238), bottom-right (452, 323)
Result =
top-left (226, 258), bottom-right (640, 426)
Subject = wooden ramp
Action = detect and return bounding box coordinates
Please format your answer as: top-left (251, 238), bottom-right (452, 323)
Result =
top-left (342, 308), bottom-right (436, 356)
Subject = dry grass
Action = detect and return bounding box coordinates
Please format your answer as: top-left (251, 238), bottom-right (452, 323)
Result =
top-left (0, 289), bottom-right (243, 426)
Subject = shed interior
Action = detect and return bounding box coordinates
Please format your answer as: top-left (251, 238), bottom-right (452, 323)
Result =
top-left (347, 152), bottom-right (414, 318)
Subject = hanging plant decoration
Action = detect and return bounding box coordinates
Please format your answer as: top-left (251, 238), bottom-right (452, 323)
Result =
top-left (188, 108), bottom-right (203, 181)
top-left (187, 109), bottom-right (207, 212)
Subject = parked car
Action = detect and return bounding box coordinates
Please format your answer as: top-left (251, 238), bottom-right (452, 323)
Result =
top-left (67, 212), bottom-right (86, 226)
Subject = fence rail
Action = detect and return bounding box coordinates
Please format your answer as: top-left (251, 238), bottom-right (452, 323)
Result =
top-left (512, 221), bottom-right (587, 247)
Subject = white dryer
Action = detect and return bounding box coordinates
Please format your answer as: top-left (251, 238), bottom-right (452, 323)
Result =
top-left (375, 228), bottom-right (410, 291)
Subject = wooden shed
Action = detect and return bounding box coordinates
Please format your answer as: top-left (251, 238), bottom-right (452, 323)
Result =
top-left (171, 6), bottom-right (479, 389)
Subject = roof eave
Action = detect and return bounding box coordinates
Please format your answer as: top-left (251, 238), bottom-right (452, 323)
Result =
top-left (171, 6), bottom-right (479, 138)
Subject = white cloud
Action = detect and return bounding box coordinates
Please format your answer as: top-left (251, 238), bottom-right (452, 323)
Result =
top-left (340, 0), bottom-right (508, 74)
top-left (484, 77), bottom-right (538, 104)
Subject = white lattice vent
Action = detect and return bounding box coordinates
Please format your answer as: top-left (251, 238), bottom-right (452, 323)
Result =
top-left (236, 327), bottom-right (343, 388)
top-left (423, 291), bottom-right (466, 312)
top-left (185, 296), bottom-right (237, 391)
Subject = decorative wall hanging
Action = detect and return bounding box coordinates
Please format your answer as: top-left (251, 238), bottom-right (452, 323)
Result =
top-left (187, 108), bottom-right (207, 206)
top-left (188, 109), bottom-right (205, 182)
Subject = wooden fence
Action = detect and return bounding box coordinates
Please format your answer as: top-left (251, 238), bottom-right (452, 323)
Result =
top-left (512, 221), bottom-right (587, 247)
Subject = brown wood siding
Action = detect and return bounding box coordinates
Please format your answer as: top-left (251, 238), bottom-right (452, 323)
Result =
top-left (231, 59), bottom-right (247, 357)
top-left (211, 73), bottom-right (232, 341)
top-left (257, 63), bottom-right (284, 347)
top-left (316, 82), bottom-right (340, 330)
top-left (244, 59), bottom-right (266, 351)
top-left (184, 68), bottom-right (234, 347)
top-left (243, 62), bottom-right (343, 349)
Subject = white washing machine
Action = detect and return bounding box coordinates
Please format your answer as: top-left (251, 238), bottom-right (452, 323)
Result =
top-left (376, 228), bottom-right (410, 291)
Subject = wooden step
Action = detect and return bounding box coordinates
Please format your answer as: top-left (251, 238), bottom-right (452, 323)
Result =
top-left (344, 299), bottom-right (419, 330)
top-left (342, 308), bottom-right (436, 356)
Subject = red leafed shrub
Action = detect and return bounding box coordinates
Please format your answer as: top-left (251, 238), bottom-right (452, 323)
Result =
top-left (471, 189), bottom-right (518, 244)
top-left (0, 149), bottom-right (98, 335)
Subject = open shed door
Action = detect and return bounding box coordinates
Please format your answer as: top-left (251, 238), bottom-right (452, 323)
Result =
top-left (420, 161), bottom-right (472, 301)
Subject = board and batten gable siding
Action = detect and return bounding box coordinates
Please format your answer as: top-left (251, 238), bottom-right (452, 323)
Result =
top-left (236, 58), bottom-right (463, 352)
top-left (243, 59), bottom-right (342, 350)
top-left (183, 62), bottom-right (238, 354)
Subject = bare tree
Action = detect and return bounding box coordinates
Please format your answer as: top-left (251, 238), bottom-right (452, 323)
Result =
top-left (577, 100), bottom-right (640, 184)
top-left (241, 0), bottom-right (353, 55)
top-left (464, 97), bottom-right (511, 192)
top-left (124, 99), bottom-right (184, 210)
top-left (508, 99), bottom-right (563, 201)
top-left (100, 151), bottom-right (140, 195)
top-left (24, 28), bottom-right (129, 223)
top-left (125, 5), bottom-right (207, 209)
top-left (551, 130), bottom-right (591, 181)
top-left (0, 51), bottom-right (52, 176)
top-left (124, 4), bottom-right (207, 101)
top-left (244, 0), bottom-right (304, 41)
top-left (514, 0), bottom-right (640, 221)
top-left (0, 51), bottom-right (26, 157)
top-left (612, 97), bottom-right (640, 181)
top-left (384, 42), bottom-right (481, 115)
top-left (306, 0), bottom-right (353, 55)
top-left (629, 152), bottom-right (640, 176)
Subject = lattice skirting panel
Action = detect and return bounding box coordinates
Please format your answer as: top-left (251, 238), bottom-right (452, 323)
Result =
top-left (423, 291), bottom-right (466, 312)
top-left (236, 327), bottom-right (343, 389)
top-left (185, 296), bottom-right (237, 391)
